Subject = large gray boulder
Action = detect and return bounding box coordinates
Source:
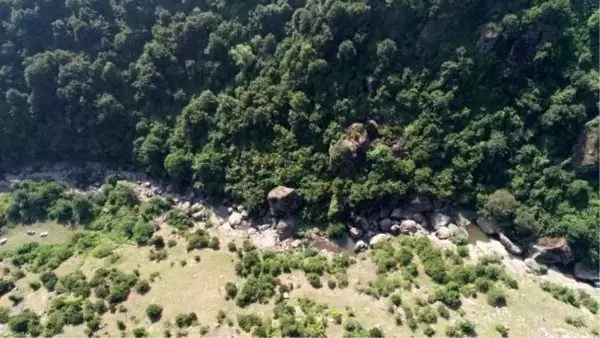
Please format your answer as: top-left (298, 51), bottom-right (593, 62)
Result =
top-left (530, 237), bottom-right (573, 266)
top-left (228, 212), bottom-right (243, 227)
top-left (353, 240), bottom-right (368, 253)
top-left (435, 226), bottom-right (451, 239)
top-left (476, 216), bottom-right (498, 235)
top-left (379, 218), bottom-right (393, 232)
top-left (524, 258), bottom-right (545, 275)
top-left (498, 232), bottom-right (522, 255)
top-left (398, 219), bottom-right (420, 234)
top-left (573, 262), bottom-right (599, 283)
top-left (275, 218), bottom-right (295, 239)
top-left (369, 233), bottom-right (392, 247)
top-left (453, 210), bottom-right (476, 228)
top-left (390, 208), bottom-right (411, 220)
top-left (349, 227), bottom-right (364, 239)
top-left (267, 186), bottom-right (301, 216)
top-left (429, 212), bottom-right (451, 229)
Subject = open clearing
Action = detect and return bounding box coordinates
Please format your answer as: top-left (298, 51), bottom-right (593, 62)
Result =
top-left (0, 222), bottom-right (78, 253)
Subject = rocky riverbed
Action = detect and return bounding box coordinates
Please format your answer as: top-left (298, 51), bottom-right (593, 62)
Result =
top-left (1, 162), bottom-right (598, 289)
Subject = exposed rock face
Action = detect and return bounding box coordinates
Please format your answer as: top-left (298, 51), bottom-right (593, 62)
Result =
top-left (572, 117), bottom-right (599, 173)
top-left (530, 237), bottom-right (573, 266)
top-left (447, 223), bottom-right (468, 240)
top-left (275, 218), bottom-right (295, 239)
top-left (406, 195), bottom-right (433, 213)
top-left (453, 210), bottom-right (476, 228)
top-left (429, 212), bottom-right (451, 229)
top-left (267, 186), bottom-right (301, 216)
top-left (369, 233), bottom-right (392, 247)
top-left (498, 232), bottom-right (522, 255)
top-left (192, 210), bottom-right (206, 221)
top-left (573, 262), bottom-right (599, 283)
top-left (476, 216), bottom-right (498, 235)
top-left (476, 22), bottom-right (502, 53)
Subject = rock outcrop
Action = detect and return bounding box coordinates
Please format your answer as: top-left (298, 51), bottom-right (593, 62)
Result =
top-left (275, 218), bottom-right (295, 239)
top-left (498, 232), bottom-right (522, 255)
top-left (476, 22), bottom-right (502, 53)
top-left (369, 233), bottom-right (392, 247)
top-left (267, 186), bottom-right (301, 217)
top-left (573, 262), bottom-right (599, 283)
top-left (429, 212), bottom-right (451, 229)
top-left (530, 237), bottom-right (573, 266)
top-left (572, 117), bottom-right (599, 173)
top-left (476, 216), bottom-right (498, 235)
top-left (406, 195), bottom-right (433, 213)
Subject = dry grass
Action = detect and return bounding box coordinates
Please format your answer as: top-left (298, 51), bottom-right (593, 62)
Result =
top-left (0, 222), bottom-right (78, 253)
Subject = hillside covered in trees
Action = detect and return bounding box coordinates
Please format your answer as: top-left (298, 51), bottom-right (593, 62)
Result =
top-left (0, 0), bottom-right (597, 265)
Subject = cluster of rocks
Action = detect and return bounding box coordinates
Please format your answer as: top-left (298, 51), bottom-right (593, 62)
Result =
top-left (349, 196), bottom-right (472, 253)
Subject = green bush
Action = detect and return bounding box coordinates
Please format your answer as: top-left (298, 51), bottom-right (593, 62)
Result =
top-left (209, 236), bottom-right (220, 250)
top-left (495, 324), bottom-right (509, 337)
top-left (390, 293), bottom-right (402, 306)
top-left (417, 306), bottom-right (437, 324)
top-left (306, 273), bottom-right (322, 288)
top-left (424, 326), bottom-right (435, 337)
top-left (227, 242), bottom-right (237, 252)
top-left (28, 281), bottom-right (41, 291)
top-left (225, 282), bottom-right (238, 300)
top-left (328, 279), bottom-right (337, 289)
top-left (146, 304), bottom-right (163, 322)
top-left (175, 313), bottom-right (198, 328)
top-left (167, 239), bottom-right (177, 247)
top-left (133, 327), bottom-right (148, 338)
top-left (236, 274), bottom-right (277, 307)
top-left (237, 313), bottom-right (263, 333)
top-left (565, 316), bottom-right (586, 328)
top-left (487, 286), bottom-right (507, 307)
top-left (437, 304), bottom-right (450, 319)
top-left (135, 280), bottom-right (151, 295)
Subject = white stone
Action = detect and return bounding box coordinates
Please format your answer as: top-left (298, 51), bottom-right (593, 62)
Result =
top-left (229, 212), bottom-right (243, 226)
top-left (369, 233), bottom-right (392, 247)
top-left (429, 212), bottom-right (451, 229)
top-left (435, 226), bottom-right (451, 239)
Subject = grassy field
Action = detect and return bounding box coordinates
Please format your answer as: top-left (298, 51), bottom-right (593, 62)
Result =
top-left (0, 222), bottom-right (78, 253)
top-left (0, 224), bottom-right (598, 338)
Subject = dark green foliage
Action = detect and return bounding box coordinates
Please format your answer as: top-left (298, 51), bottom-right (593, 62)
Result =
top-left (117, 320), bottom-right (126, 331)
top-left (146, 304), bottom-right (163, 322)
top-left (8, 294), bottom-right (23, 306)
top-left (566, 316), bottom-right (586, 328)
top-left (227, 241), bottom-right (237, 252)
top-left (225, 282), bottom-right (238, 300)
top-left (135, 280), bottom-right (151, 295)
top-left (306, 273), bottom-right (322, 288)
top-left (175, 313), bottom-right (197, 328)
top-left (0, 0), bottom-right (592, 265)
top-left (41, 271), bottom-right (58, 291)
top-left (0, 279), bottom-right (15, 296)
top-left (133, 327), bottom-right (149, 338)
top-left (487, 286), bottom-right (508, 307)
top-left (236, 274), bottom-right (278, 307)
top-left (424, 326), bottom-right (435, 337)
top-left (495, 324), bottom-right (509, 337)
top-left (166, 210), bottom-right (193, 230)
top-left (8, 309), bottom-right (40, 334)
top-left (59, 271), bottom-right (91, 297)
top-left (237, 313), bottom-right (262, 333)
top-left (539, 281), bottom-right (591, 309)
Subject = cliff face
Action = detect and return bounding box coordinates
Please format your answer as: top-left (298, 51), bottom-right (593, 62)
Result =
top-left (572, 117), bottom-right (599, 173)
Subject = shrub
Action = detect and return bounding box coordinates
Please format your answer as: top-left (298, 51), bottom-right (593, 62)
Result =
top-left (456, 246), bottom-right (469, 257)
top-left (9, 294), bottom-right (24, 306)
top-left (150, 236), bottom-right (165, 249)
top-left (227, 241), bottom-right (237, 252)
top-left (146, 304), bottom-right (163, 322)
top-left (474, 277), bottom-right (492, 293)
top-left (117, 320), bottom-right (126, 331)
top-left (417, 306), bottom-right (437, 324)
top-left (175, 313), bottom-right (198, 328)
top-left (306, 273), bottom-right (322, 288)
top-left (209, 236), bottom-right (220, 250)
top-left (331, 309), bottom-right (343, 324)
top-left (9, 309), bottom-right (40, 334)
top-left (437, 304), bottom-right (450, 319)
top-left (135, 280), bottom-right (151, 295)
top-left (237, 313), bottom-right (262, 333)
top-left (495, 324), bottom-right (509, 337)
top-left (194, 255), bottom-right (201, 262)
top-left (0, 279), bottom-right (15, 296)
top-left (327, 279), bottom-right (337, 289)
top-left (0, 307), bottom-right (10, 323)
top-left (326, 222), bottom-right (345, 238)
top-left (565, 316), bottom-right (586, 328)
top-left (95, 285), bottom-right (108, 298)
top-left (199, 325), bottom-right (209, 335)
top-left (390, 293), bottom-right (402, 306)
top-left (225, 282), bottom-right (238, 300)
top-left (167, 239), bottom-right (177, 247)
top-left (29, 281), bottom-right (41, 291)
top-left (133, 327), bottom-right (148, 338)
top-left (487, 286), bottom-right (507, 307)
top-left (180, 259), bottom-right (187, 267)
top-left (424, 326), bottom-right (436, 337)
top-left (236, 275), bottom-right (277, 307)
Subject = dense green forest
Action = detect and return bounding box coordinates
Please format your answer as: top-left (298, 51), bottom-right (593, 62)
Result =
top-left (0, 0), bottom-right (597, 264)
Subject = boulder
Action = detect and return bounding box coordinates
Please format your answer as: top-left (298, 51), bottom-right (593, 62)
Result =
top-left (406, 195), bottom-right (433, 213)
top-left (412, 213), bottom-right (427, 225)
top-left (524, 258), bottom-right (544, 275)
top-left (498, 232), bottom-right (522, 255)
top-left (453, 210), bottom-right (476, 228)
top-left (267, 186), bottom-right (301, 216)
top-left (241, 210), bottom-right (249, 219)
top-left (192, 210), bottom-right (206, 221)
top-left (258, 223), bottom-right (271, 232)
top-left (291, 239), bottom-right (303, 249)
top-left (435, 227), bottom-right (451, 240)
top-left (390, 208), bottom-right (404, 220)
top-left (229, 212), bottom-right (243, 227)
top-left (476, 216), bottom-right (498, 235)
top-left (352, 215), bottom-right (370, 230)
top-left (369, 233), bottom-right (392, 247)
top-left (398, 219), bottom-right (420, 234)
top-left (247, 228), bottom-right (257, 236)
top-left (530, 237), bottom-right (573, 266)
top-left (573, 262), bottom-right (599, 283)
top-left (429, 212), bottom-right (451, 229)
top-left (181, 201), bottom-right (191, 211)
top-left (349, 227), bottom-right (364, 239)
top-left (379, 207), bottom-right (390, 220)
top-left (448, 223), bottom-right (468, 239)
top-left (190, 203), bottom-right (203, 213)
top-left (379, 218), bottom-right (393, 232)
top-left (353, 240), bottom-right (368, 253)
top-left (275, 218), bottom-right (295, 239)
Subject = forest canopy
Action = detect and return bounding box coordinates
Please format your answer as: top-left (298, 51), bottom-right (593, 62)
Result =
top-left (0, 0), bottom-right (597, 264)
